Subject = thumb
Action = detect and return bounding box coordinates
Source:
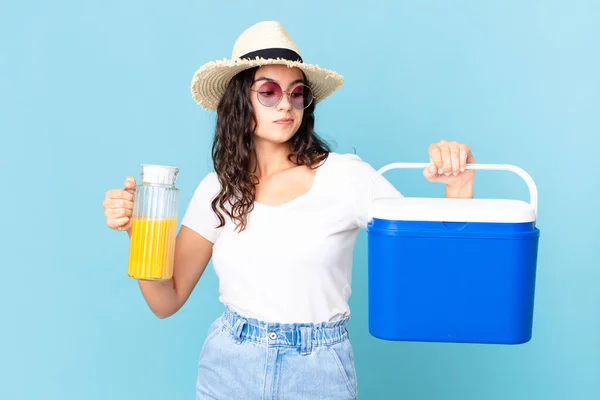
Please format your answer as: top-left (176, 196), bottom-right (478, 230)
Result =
top-left (124, 176), bottom-right (137, 194)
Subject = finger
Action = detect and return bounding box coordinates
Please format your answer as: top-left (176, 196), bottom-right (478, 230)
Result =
top-left (104, 207), bottom-right (133, 219)
top-left (440, 142), bottom-right (452, 176)
top-left (107, 216), bottom-right (130, 230)
top-left (459, 144), bottom-right (469, 172)
top-left (124, 176), bottom-right (137, 194)
top-left (102, 197), bottom-right (134, 212)
top-left (428, 143), bottom-right (443, 174)
top-left (449, 142), bottom-right (460, 175)
top-left (465, 144), bottom-right (475, 164)
top-left (423, 162), bottom-right (438, 181)
top-left (105, 198), bottom-right (134, 210)
top-left (106, 188), bottom-right (134, 202)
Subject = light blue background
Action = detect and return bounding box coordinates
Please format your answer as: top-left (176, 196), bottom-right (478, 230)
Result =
top-left (1, 0), bottom-right (598, 399)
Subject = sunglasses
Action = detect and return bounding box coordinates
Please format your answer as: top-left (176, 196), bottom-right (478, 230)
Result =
top-left (250, 81), bottom-right (315, 110)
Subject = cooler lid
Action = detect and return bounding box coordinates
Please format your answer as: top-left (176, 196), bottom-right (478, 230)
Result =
top-left (369, 197), bottom-right (536, 223)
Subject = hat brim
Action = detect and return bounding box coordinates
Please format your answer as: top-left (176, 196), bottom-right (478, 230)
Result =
top-left (190, 57), bottom-right (344, 111)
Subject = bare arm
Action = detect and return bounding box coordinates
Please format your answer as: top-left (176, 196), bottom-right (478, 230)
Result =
top-left (131, 226), bottom-right (213, 318)
top-left (104, 176), bottom-right (214, 319)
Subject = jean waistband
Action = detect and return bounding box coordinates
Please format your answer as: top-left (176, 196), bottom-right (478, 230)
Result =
top-left (220, 308), bottom-right (349, 354)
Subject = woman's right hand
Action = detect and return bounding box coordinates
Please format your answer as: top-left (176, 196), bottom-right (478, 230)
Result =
top-left (103, 176), bottom-right (136, 232)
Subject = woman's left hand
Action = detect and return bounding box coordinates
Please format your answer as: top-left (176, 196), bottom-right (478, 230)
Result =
top-left (423, 140), bottom-right (476, 188)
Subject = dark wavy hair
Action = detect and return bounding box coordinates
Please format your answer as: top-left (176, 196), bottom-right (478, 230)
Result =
top-left (210, 66), bottom-right (330, 232)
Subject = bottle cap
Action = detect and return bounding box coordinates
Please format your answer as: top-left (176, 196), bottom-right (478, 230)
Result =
top-left (141, 164), bottom-right (179, 185)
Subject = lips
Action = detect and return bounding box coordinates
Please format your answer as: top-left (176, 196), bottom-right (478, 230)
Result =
top-left (274, 118), bottom-right (293, 123)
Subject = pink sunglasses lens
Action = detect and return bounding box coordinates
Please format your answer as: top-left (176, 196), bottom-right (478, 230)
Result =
top-left (256, 82), bottom-right (282, 107)
top-left (291, 85), bottom-right (313, 109)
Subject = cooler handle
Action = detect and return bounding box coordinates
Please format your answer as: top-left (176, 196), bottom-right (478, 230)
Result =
top-left (369, 163), bottom-right (538, 218)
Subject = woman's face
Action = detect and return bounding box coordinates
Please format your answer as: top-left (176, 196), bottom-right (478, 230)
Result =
top-left (249, 64), bottom-right (306, 145)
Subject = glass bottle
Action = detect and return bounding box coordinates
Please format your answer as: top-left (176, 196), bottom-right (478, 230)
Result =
top-left (127, 164), bottom-right (180, 281)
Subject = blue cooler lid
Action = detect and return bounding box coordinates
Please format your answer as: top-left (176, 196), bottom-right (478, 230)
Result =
top-left (369, 197), bottom-right (536, 223)
top-left (368, 162), bottom-right (538, 224)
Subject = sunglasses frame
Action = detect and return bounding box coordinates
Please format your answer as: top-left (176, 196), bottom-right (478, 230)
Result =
top-left (250, 81), bottom-right (315, 110)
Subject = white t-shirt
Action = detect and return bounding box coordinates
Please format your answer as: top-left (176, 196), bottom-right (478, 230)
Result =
top-left (181, 152), bottom-right (402, 323)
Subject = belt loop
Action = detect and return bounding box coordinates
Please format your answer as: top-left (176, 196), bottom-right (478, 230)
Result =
top-left (299, 326), bottom-right (313, 355)
top-left (231, 317), bottom-right (247, 344)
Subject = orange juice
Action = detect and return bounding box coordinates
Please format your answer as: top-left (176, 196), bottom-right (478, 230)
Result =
top-left (128, 217), bottom-right (178, 280)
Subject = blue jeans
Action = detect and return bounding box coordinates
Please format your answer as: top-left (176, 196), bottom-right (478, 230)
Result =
top-left (196, 308), bottom-right (358, 399)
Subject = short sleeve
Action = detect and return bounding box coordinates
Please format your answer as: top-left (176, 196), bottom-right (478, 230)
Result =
top-left (342, 154), bottom-right (403, 229)
top-left (180, 172), bottom-right (223, 243)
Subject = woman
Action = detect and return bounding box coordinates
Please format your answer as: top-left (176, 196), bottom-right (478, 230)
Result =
top-left (102, 21), bottom-right (476, 400)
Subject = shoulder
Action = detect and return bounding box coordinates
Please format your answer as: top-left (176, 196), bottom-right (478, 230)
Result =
top-left (321, 152), bottom-right (371, 169)
top-left (190, 172), bottom-right (221, 199)
top-left (320, 152), bottom-right (378, 178)
top-left (323, 151), bottom-right (363, 163)
top-left (199, 171), bottom-right (220, 187)
top-left (181, 172), bottom-right (223, 241)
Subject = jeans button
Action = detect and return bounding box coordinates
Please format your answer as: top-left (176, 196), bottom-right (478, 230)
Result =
top-left (269, 332), bottom-right (277, 340)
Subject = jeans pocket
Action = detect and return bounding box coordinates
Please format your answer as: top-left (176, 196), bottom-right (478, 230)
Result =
top-left (327, 339), bottom-right (358, 399)
top-left (197, 317), bottom-right (225, 365)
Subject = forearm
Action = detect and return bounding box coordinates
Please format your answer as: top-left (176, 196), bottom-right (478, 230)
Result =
top-left (445, 181), bottom-right (474, 198)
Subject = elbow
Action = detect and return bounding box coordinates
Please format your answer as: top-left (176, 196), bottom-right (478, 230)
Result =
top-left (155, 311), bottom-right (172, 319)
top-left (151, 306), bottom-right (177, 319)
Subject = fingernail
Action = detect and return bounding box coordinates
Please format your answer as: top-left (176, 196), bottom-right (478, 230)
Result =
top-left (460, 168), bottom-right (465, 172)
top-left (438, 168), bottom-right (444, 174)
top-left (453, 172), bottom-right (458, 176)
top-left (429, 165), bottom-right (436, 173)
top-left (445, 172), bottom-right (451, 176)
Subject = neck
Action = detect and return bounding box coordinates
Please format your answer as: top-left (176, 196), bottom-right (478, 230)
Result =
top-left (251, 137), bottom-right (295, 179)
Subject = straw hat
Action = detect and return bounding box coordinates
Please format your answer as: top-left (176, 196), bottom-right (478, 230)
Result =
top-left (190, 21), bottom-right (344, 111)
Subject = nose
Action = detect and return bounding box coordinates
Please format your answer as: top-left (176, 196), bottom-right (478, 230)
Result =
top-left (277, 91), bottom-right (293, 111)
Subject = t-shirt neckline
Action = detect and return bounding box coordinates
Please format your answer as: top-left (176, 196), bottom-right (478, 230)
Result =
top-left (253, 153), bottom-right (333, 209)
